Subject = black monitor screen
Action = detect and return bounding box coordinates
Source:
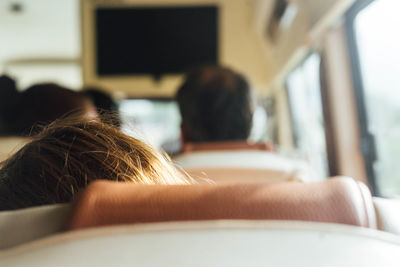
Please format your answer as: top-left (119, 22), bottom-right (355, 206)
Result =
top-left (95, 6), bottom-right (218, 76)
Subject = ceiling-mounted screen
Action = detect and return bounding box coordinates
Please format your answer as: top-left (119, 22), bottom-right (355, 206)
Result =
top-left (95, 6), bottom-right (218, 77)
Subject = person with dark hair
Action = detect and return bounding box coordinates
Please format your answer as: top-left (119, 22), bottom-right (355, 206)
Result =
top-left (173, 66), bottom-right (289, 183)
top-left (0, 116), bottom-right (191, 211)
top-left (7, 83), bottom-right (98, 136)
top-left (176, 65), bottom-right (254, 143)
top-left (0, 75), bottom-right (20, 135)
top-left (82, 87), bottom-right (121, 127)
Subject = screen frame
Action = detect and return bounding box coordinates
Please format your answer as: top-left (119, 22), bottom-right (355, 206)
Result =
top-left (95, 6), bottom-right (218, 77)
top-left (81, 0), bottom-right (220, 98)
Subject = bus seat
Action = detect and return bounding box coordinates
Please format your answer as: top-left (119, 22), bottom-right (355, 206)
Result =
top-left (2, 221), bottom-right (400, 267)
top-left (174, 150), bottom-right (315, 183)
top-left (0, 137), bottom-right (29, 162)
top-left (3, 178), bottom-right (400, 251)
top-left (373, 197), bottom-right (400, 235)
top-left (68, 177), bottom-right (376, 231)
top-left (184, 168), bottom-right (303, 184)
top-left (0, 204), bottom-right (70, 250)
top-left (181, 141), bottom-right (275, 152)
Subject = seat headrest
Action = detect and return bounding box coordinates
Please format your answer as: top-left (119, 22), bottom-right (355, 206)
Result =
top-left (0, 137), bottom-right (30, 162)
top-left (182, 141), bottom-right (274, 153)
top-left (68, 177), bottom-right (376, 230)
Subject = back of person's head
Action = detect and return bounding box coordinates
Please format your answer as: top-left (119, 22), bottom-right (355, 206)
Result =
top-left (9, 83), bottom-right (97, 136)
top-left (0, 116), bottom-right (190, 210)
top-left (176, 65), bottom-right (254, 143)
top-left (0, 75), bottom-right (19, 135)
top-left (82, 87), bottom-right (121, 127)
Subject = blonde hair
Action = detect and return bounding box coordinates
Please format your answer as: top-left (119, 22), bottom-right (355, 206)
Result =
top-left (0, 116), bottom-right (190, 210)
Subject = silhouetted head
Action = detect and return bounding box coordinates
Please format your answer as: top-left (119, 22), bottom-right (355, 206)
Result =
top-left (176, 66), bottom-right (254, 143)
top-left (82, 87), bottom-right (121, 127)
top-left (0, 116), bottom-right (190, 210)
top-left (0, 75), bottom-right (19, 134)
top-left (8, 83), bottom-right (97, 136)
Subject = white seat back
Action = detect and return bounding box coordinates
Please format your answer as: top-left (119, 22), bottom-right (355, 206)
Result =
top-left (0, 137), bottom-right (29, 162)
top-left (373, 197), bottom-right (400, 235)
top-left (0, 204), bottom-right (70, 250)
top-left (1, 221), bottom-right (399, 267)
top-left (174, 150), bottom-right (315, 183)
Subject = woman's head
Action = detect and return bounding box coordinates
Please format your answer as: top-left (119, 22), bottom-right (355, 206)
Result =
top-left (0, 116), bottom-right (189, 210)
top-left (0, 75), bottom-right (19, 135)
top-left (5, 83), bottom-right (98, 136)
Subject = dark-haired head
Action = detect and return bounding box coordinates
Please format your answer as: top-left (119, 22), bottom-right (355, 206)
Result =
top-left (0, 75), bottom-right (18, 110)
top-left (82, 87), bottom-right (121, 127)
top-left (0, 75), bottom-right (19, 134)
top-left (176, 65), bottom-right (254, 142)
top-left (7, 83), bottom-right (97, 136)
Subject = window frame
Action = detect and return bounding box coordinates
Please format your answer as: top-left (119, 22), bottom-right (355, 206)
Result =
top-left (345, 0), bottom-right (379, 195)
top-left (319, 56), bottom-right (339, 177)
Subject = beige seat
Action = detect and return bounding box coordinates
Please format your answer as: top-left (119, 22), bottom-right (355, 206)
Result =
top-left (373, 197), bottom-right (400, 235)
top-left (184, 167), bottom-right (306, 184)
top-left (180, 141), bottom-right (276, 152)
top-left (1, 221), bottom-right (400, 267)
top-left (68, 177), bottom-right (376, 230)
top-left (174, 141), bottom-right (315, 183)
top-left (0, 137), bottom-right (29, 162)
top-left (1, 176), bottom-right (399, 252)
top-left (0, 204), bottom-right (70, 250)
top-left (174, 150), bottom-right (315, 183)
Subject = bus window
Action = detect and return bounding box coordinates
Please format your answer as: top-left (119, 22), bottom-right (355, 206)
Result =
top-left (119, 99), bottom-right (181, 152)
top-left (286, 53), bottom-right (329, 180)
top-left (249, 97), bottom-right (275, 144)
top-left (347, 0), bottom-right (400, 197)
